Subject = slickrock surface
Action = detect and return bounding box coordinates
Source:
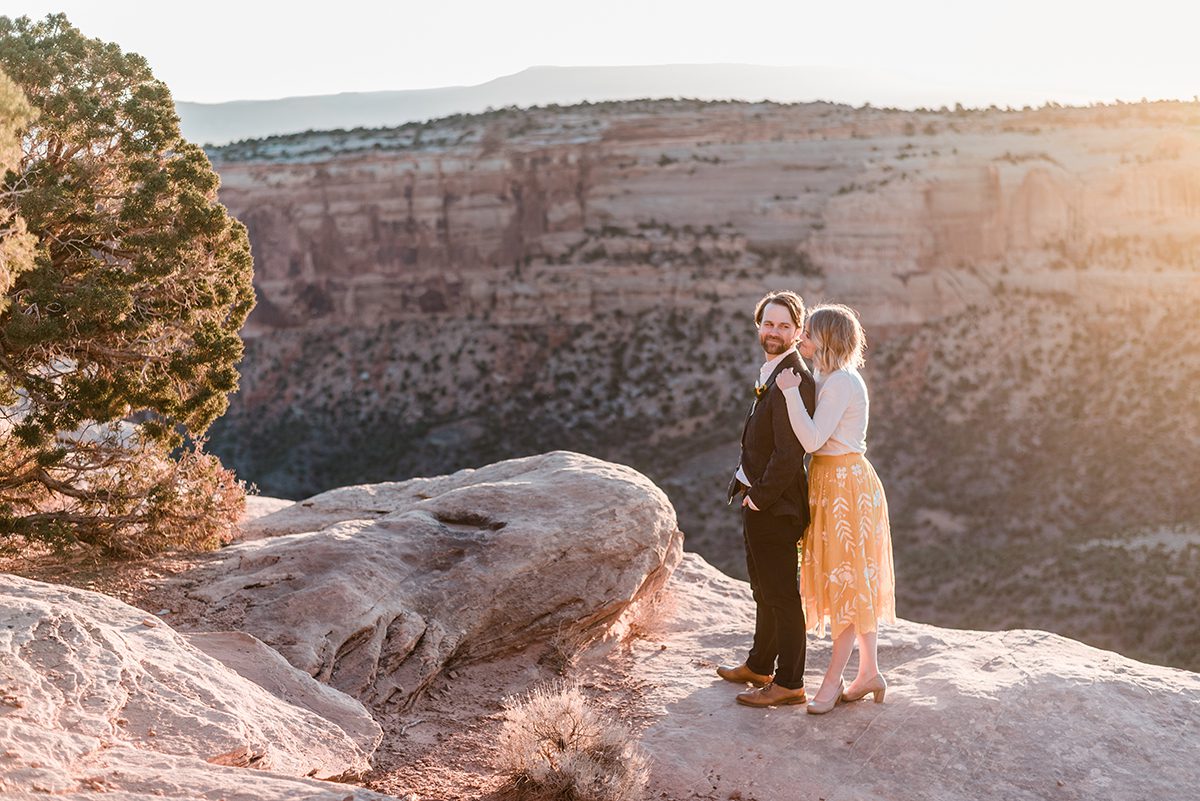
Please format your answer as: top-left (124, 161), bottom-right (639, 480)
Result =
top-left (185, 631), bottom-right (383, 756)
top-left (240, 495), bottom-right (295, 531)
top-left (599, 552), bottom-right (1200, 801)
top-left (178, 451), bottom-right (684, 711)
top-left (3, 453), bottom-right (1197, 800)
top-left (11, 749), bottom-right (398, 801)
top-left (0, 575), bottom-right (379, 799)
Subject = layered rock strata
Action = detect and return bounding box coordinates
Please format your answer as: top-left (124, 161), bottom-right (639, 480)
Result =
top-left (211, 100), bottom-right (1200, 334)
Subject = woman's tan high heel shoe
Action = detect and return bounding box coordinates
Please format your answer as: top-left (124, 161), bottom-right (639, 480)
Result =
top-left (805, 679), bottom-right (845, 715)
top-left (842, 673), bottom-right (887, 703)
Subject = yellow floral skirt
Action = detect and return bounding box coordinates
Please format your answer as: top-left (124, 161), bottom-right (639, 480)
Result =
top-left (801, 452), bottom-right (896, 638)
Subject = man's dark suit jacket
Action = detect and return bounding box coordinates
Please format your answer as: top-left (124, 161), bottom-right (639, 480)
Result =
top-left (736, 350), bottom-right (818, 526)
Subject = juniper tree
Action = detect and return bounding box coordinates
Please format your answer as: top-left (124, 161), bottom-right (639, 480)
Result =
top-left (0, 15), bottom-right (255, 553)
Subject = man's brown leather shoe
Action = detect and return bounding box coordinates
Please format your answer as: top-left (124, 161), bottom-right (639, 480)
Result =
top-left (716, 663), bottom-right (773, 686)
top-left (735, 683), bottom-right (808, 707)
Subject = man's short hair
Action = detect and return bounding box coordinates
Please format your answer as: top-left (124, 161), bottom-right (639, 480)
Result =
top-left (754, 290), bottom-right (806, 328)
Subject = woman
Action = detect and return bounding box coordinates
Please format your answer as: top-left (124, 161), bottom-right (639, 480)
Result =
top-left (775, 303), bottom-right (895, 715)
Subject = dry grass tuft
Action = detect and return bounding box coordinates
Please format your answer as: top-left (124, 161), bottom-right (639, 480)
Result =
top-left (497, 680), bottom-right (649, 801)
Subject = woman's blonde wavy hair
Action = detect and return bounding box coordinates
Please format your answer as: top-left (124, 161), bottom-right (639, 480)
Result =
top-left (807, 304), bottom-right (866, 374)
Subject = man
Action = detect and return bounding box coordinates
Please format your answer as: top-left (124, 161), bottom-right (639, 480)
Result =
top-left (719, 290), bottom-right (817, 707)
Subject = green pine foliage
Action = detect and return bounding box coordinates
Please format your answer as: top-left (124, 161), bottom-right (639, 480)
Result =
top-left (0, 14), bottom-right (254, 553)
top-left (0, 68), bottom-right (33, 310)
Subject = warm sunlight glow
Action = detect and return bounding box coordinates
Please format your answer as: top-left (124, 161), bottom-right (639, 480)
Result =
top-left (4, 0), bottom-right (1198, 106)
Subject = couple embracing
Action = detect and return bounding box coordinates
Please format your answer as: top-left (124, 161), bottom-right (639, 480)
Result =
top-left (720, 290), bottom-right (896, 714)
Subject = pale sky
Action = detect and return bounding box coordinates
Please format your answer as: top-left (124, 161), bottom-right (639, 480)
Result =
top-left (1, 0), bottom-right (1197, 105)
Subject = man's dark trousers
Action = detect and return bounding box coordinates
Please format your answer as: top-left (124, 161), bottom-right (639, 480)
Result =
top-left (743, 507), bottom-right (806, 689)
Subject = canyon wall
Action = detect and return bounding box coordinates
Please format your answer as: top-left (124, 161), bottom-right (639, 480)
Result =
top-left (214, 100), bottom-right (1200, 334)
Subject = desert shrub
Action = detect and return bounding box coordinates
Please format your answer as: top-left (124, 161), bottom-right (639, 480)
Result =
top-left (0, 434), bottom-right (244, 555)
top-left (497, 681), bottom-right (649, 801)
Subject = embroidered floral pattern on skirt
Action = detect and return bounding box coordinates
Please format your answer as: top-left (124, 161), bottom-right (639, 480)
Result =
top-left (801, 452), bottom-right (896, 638)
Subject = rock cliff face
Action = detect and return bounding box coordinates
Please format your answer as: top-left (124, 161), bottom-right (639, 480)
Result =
top-left (203, 99), bottom-right (1200, 673)
top-left (212, 100), bottom-right (1200, 333)
top-left (0, 452), bottom-right (681, 799)
top-left (5, 454), bottom-right (1196, 800)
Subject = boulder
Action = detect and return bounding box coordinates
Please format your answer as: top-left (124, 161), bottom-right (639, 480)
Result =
top-left (182, 451), bottom-right (683, 711)
top-left (612, 552), bottom-right (1200, 801)
top-left (0, 574), bottom-right (376, 798)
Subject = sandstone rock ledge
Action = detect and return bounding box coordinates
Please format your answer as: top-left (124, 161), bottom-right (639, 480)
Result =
top-left (5, 450), bottom-right (1196, 801)
top-left (0, 450), bottom-right (684, 800)
top-left (605, 552), bottom-right (1200, 801)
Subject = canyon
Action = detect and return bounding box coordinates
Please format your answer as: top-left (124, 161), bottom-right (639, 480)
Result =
top-left (203, 99), bottom-right (1200, 671)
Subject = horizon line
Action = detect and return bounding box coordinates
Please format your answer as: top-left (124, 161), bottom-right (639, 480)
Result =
top-left (174, 62), bottom-right (1200, 108)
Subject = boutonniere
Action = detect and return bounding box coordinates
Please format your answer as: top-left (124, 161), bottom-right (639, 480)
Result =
top-left (753, 383), bottom-right (768, 400)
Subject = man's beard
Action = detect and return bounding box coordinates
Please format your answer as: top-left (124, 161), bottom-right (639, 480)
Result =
top-left (760, 333), bottom-right (793, 355)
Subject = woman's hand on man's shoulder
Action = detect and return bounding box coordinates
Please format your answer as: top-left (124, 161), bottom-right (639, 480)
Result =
top-left (775, 368), bottom-right (803, 391)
